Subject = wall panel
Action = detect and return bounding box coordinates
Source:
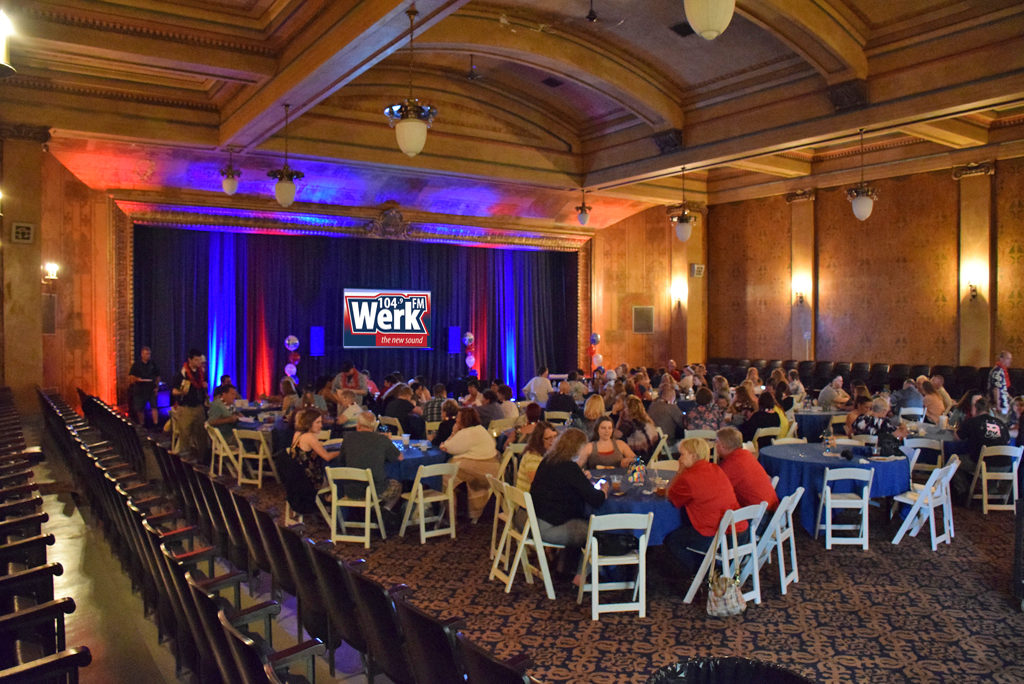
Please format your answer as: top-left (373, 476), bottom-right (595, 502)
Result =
top-left (816, 170), bottom-right (958, 364)
top-left (707, 195), bottom-right (792, 360)
top-left (995, 156), bottom-right (1024, 355)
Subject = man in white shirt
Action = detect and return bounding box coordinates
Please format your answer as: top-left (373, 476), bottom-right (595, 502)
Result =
top-left (521, 366), bottom-right (553, 407)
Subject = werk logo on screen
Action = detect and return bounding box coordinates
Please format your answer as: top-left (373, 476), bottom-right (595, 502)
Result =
top-left (344, 291), bottom-right (431, 348)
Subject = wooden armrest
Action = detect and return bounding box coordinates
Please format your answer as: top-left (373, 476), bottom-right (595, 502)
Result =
top-left (0, 563), bottom-right (62, 604)
top-left (0, 646), bottom-right (92, 683)
top-left (198, 570), bottom-right (247, 595)
top-left (0, 484), bottom-right (39, 501)
top-left (231, 600), bottom-right (281, 625)
top-left (0, 597), bottom-right (76, 636)
top-left (0, 462), bottom-right (31, 475)
top-left (0, 498), bottom-right (41, 520)
top-left (169, 544), bottom-right (216, 566)
top-left (267, 638), bottom-right (326, 670)
top-left (0, 534), bottom-right (56, 561)
top-left (0, 512), bottom-right (48, 537)
top-left (144, 510), bottom-right (183, 526)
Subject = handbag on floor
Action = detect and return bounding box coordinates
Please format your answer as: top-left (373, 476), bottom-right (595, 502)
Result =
top-left (705, 527), bottom-right (747, 617)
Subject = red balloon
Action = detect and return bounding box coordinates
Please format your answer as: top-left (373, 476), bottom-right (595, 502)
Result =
top-left (288, 351), bottom-right (301, 364)
top-left (589, 344), bottom-right (596, 356)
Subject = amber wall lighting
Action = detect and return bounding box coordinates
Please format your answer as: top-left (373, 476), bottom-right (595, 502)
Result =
top-left (0, 9), bottom-right (15, 78)
top-left (42, 262), bottom-right (60, 282)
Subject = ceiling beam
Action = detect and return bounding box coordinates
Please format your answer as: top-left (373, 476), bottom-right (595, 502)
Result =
top-left (901, 119), bottom-right (989, 149)
top-left (728, 154), bottom-right (811, 178)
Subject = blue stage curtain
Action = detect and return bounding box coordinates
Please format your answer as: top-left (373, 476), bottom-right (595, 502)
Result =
top-left (133, 225), bottom-right (578, 397)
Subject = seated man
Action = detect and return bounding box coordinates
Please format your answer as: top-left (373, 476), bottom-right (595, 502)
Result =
top-left (647, 384), bottom-right (685, 442)
top-left (818, 376), bottom-right (851, 411)
top-left (338, 411), bottom-right (404, 510)
top-left (716, 427), bottom-right (778, 518)
top-left (890, 378), bottom-right (924, 417)
top-left (383, 384), bottom-right (426, 440)
top-left (475, 389), bottom-right (507, 428)
top-left (207, 384), bottom-right (241, 445)
top-left (953, 397), bottom-right (1011, 501)
top-left (664, 437), bottom-right (746, 577)
top-left (422, 383), bottom-right (447, 423)
top-left (544, 381), bottom-right (579, 416)
top-left (850, 397), bottom-right (907, 438)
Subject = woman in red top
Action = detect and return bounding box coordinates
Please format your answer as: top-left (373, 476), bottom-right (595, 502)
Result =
top-left (665, 437), bottom-right (746, 576)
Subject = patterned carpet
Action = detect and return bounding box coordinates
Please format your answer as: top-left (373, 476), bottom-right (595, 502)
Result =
top-left (244, 479), bottom-right (1024, 684)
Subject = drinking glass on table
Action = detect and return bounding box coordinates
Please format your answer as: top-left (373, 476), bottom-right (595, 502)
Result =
top-left (610, 474), bottom-right (622, 493)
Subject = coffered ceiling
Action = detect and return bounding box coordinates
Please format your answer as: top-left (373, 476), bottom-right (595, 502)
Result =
top-left (2, 0), bottom-right (1023, 246)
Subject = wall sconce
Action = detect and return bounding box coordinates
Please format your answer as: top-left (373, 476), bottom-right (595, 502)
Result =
top-left (795, 292), bottom-right (805, 305)
top-left (968, 283), bottom-right (978, 301)
top-left (670, 276), bottom-right (687, 305)
top-left (42, 262), bottom-right (60, 282)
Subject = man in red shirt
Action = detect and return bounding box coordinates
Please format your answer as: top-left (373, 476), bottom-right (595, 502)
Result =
top-left (716, 427), bottom-right (779, 514)
top-left (665, 437), bottom-right (746, 576)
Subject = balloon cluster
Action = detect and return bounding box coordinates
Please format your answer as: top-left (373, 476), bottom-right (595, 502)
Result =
top-left (589, 332), bottom-right (603, 369)
top-left (284, 335), bottom-right (301, 382)
top-left (462, 331), bottom-right (476, 369)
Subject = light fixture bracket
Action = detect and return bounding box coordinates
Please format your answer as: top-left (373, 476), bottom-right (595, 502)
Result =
top-left (384, 99), bottom-right (437, 128)
top-left (366, 206), bottom-right (412, 239)
top-left (267, 164), bottom-right (304, 182)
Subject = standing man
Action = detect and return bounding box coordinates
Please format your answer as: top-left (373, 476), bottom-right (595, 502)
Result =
top-left (522, 366), bottom-right (553, 407)
top-left (128, 346), bottom-right (160, 427)
top-left (988, 350), bottom-right (1013, 421)
top-left (171, 349), bottom-right (209, 460)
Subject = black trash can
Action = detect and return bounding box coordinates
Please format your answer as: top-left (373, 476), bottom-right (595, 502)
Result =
top-left (647, 656), bottom-right (815, 684)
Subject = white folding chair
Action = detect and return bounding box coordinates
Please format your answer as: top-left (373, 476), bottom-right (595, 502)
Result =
top-left (232, 428), bottom-right (279, 487)
top-left (852, 434), bottom-right (877, 446)
top-left (648, 460), bottom-right (679, 478)
top-left (206, 423), bottom-right (238, 477)
top-left (169, 413), bottom-right (183, 453)
top-left (899, 446), bottom-right (921, 477)
top-left (378, 416), bottom-right (403, 435)
top-left (751, 427), bottom-right (780, 455)
top-left (770, 475), bottom-right (780, 490)
top-left (785, 421), bottom-right (799, 438)
top-left (490, 483), bottom-right (563, 599)
top-left (544, 411), bottom-right (571, 426)
top-left (488, 416), bottom-right (517, 436)
top-left (772, 437), bottom-right (807, 446)
top-left (425, 420), bottom-right (441, 435)
top-left (904, 437), bottom-right (943, 477)
top-left (576, 512), bottom-right (654, 620)
top-left (316, 429), bottom-right (331, 441)
top-left (891, 458), bottom-right (959, 550)
top-left (899, 407), bottom-right (925, 423)
top-left (815, 467), bottom-right (873, 549)
top-left (683, 503), bottom-right (767, 605)
top-left (317, 466), bottom-right (386, 548)
top-left (969, 444), bottom-right (1024, 513)
top-left (833, 438), bottom-right (861, 448)
top-left (398, 463), bottom-right (459, 544)
top-left (486, 474), bottom-right (513, 570)
top-left (685, 429), bottom-right (718, 441)
top-left (648, 428), bottom-right (670, 463)
top-left (742, 487), bottom-right (805, 595)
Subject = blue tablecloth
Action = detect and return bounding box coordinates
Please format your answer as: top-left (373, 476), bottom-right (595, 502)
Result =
top-left (793, 411), bottom-right (846, 442)
top-left (760, 443), bottom-right (910, 534)
top-left (587, 469), bottom-right (679, 545)
top-left (323, 440), bottom-right (447, 483)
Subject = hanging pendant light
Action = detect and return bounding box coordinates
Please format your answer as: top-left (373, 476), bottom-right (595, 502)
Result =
top-left (683, 0), bottom-right (736, 41)
top-left (267, 104), bottom-right (304, 208)
top-left (0, 10), bottom-right (15, 78)
top-left (575, 189), bottom-right (592, 226)
top-left (219, 148), bottom-right (241, 196)
top-left (669, 169), bottom-right (695, 242)
top-left (846, 128), bottom-right (878, 221)
top-left (384, 4), bottom-right (437, 157)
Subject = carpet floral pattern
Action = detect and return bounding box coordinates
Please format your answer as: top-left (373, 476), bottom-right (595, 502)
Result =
top-left (243, 480), bottom-right (1022, 683)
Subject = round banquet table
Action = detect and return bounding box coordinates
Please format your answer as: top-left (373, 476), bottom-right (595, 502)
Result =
top-left (792, 410), bottom-right (846, 442)
top-left (915, 423), bottom-right (969, 466)
top-left (759, 443), bottom-right (910, 534)
top-left (587, 469), bottom-right (679, 545)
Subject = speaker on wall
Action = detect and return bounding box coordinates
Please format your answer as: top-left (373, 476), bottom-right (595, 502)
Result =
top-left (447, 326), bottom-right (462, 354)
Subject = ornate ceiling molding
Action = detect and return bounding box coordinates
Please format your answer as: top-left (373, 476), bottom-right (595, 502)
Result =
top-left (0, 75), bottom-right (219, 112)
top-left (25, 6), bottom-right (275, 56)
top-left (0, 123), bottom-right (51, 143)
top-left (951, 162), bottom-right (994, 180)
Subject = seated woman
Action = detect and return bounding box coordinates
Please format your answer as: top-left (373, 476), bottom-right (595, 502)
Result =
top-left (728, 383), bottom-right (757, 425)
top-left (711, 375), bottom-right (731, 407)
top-left (744, 367), bottom-right (763, 394)
top-left (578, 415), bottom-right (637, 469)
top-left (787, 369), bottom-right (806, 406)
top-left (921, 380), bottom-right (945, 424)
top-left (687, 387), bottom-right (725, 431)
top-left (579, 394), bottom-right (606, 437)
top-left (431, 399), bottom-right (460, 447)
top-left (774, 381), bottom-right (794, 413)
top-left (844, 395), bottom-right (872, 436)
top-left (528, 428), bottom-right (607, 550)
top-left (515, 420), bottom-right (557, 491)
top-left (616, 395), bottom-right (660, 461)
top-left (440, 407), bottom-right (498, 523)
top-left (739, 392), bottom-right (782, 449)
top-left (851, 397), bottom-right (909, 438)
top-left (511, 402), bottom-right (543, 441)
top-left (288, 408), bottom-right (339, 497)
top-left (947, 391), bottom-right (981, 429)
top-left (280, 378), bottom-right (300, 419)
top-left (664, 437), bottom-right (746, 576)
top-left (315, 375), bottom-right (337, 415)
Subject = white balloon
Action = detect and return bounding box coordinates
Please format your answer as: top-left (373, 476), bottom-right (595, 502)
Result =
top-left (465, 354), bottom-right (476, 368)
top-left (284, 363), bottom-right (297, 377)
top-left (592, 354), bottom-right (604, 367)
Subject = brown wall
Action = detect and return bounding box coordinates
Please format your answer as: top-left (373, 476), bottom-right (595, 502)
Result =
top-left (816, 170), bottom-right (959, 363)
top-left (707, 195), bottom-right (792, 360)
top-left (39, 154), bottom-right (118, 406)
top-left (590, 206), bottom-right (673, 368)
top-left (995, 156), bottom-right (1024, 354)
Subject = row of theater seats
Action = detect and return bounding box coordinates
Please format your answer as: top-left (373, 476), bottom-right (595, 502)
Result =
top-left (705, 359), bottom-right (1004, 399)
top-left (1, 387), bottom-right (92, 681)
top-left (50, 388), bottom-right (537, 683)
